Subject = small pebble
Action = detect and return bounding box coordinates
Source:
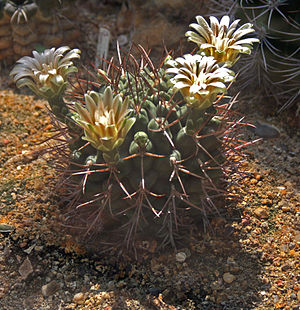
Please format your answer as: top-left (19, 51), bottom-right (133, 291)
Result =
top-left (149, 287), bottom-right (161, 297)
top-left (18, 257), bottom-right (33, 280)
top-left (73, 292), bottom-right (85, 304)
top-left (23, 244), bottom-right (35, 254)
top-left (260, 291), bottom-right (266, 296)
top-left (0, 224), bottom-right (15, 232)
top-left (282, 205), bottom-right (290, 212)
top-left (250, 121), bottom-right (280, 139)
top-left (254, 207), bottom-right (269, 219)
top-left (262, 276), bottom-right (269, 284)
top-left (281, 264), bottom-right (290, 272)
top-left (107, 280), bottom-right (115, 290)
top-left (223, 272), bottom-right (236, 284)
top-left (176, 252), bottom-right (187, 263)
top-left (289, 242), bottom-right (296, 249)
top-left (41, 280), bottom-right (59, 297)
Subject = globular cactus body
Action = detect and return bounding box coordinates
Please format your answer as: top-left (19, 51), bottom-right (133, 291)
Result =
top-left (11, 15), bottom-right (259, 254)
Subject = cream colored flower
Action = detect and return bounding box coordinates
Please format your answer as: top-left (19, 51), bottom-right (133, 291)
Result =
top-left (10, 46), bottom-right (81, 99)
top-left (186, 15), bottom-right (259, 66)
top-left (167, 54), bottom-right (234, 109)
top-left (74, 87), bottom-right (135, 153)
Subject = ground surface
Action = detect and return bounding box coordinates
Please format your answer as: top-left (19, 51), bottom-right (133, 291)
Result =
top-left (0, 89), bottom-right (299, 310)
top-left (0, 1), bottom-right (300, 310)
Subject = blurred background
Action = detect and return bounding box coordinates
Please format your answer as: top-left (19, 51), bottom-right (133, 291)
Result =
top-left (0, 0), bottom-right (299, 124)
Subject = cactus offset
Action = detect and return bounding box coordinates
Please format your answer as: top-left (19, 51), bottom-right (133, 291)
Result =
top-left (11, 16), bottom-right (258, 254)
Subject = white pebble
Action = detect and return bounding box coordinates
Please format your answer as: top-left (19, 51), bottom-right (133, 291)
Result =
top-left (176, 252), bottom-right (187, 263)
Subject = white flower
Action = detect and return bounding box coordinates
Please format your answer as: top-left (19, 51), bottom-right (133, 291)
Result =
top-left (10, 46), bottom-right (81, 99)
top-left (167, 54), bottom-right (234, 109)
top-left (186, 15), bottom-right (259, 66)
top-left (75, 87), bottom-right (136, 153)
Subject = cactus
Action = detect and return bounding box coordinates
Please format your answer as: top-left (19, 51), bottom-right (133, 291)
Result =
top-left (0, 0), bottom-right (80, 64)
top-left (205, 0), bottom-right (300, 113)
top-left (10, 15), bottom-right (258, 254)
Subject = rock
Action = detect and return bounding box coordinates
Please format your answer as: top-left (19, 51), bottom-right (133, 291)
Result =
top-left (18, 257), bottom-right (33, 280)
top-left (107, 280), bottom-right (115, 290)
top-left (281, 264), bottom-right (290, 272)
top-left (284, 181), bottom-right (293, 188)
top-left (297, 291), bottom-right (300, 302)
top-left (41, 280), bottom-right (59, 297)
top-left (230, 266), bottom-right (240, 273)
top-left (294, 232), bottom-right (300, 243)
top-left (253, 207), bottom-right (269, 219)
top-left (23, 244), bottom-right (35, 254)
top-left (279, 200), bottom-right (290, 212)
top-left (73, 292), bottom-right (85, 304)
top-left (0, 223), bottom-right (15, 232)
top-left (149, 287), bottom-right (161, 296)
top-left (250, 121), bottom-right (280, 139)
top-left (211, 280), bottom-right (222, 290)
top-left (223, 272), bottom-right (236, 284)
top-left (260, 291), bottom-right (267, 296)
top-left (262, 277), bottom-right (269, 284)
top-left (289, 242), bottom-right (296, 249)
top-left (35, 245), bottom-right (44, 252)
top-left (175, 252), bottom-right (187, 263)
top-left (261, 221), bottom-right (269, 230)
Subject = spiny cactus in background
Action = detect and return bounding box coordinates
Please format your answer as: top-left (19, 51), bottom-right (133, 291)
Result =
top-left (0, 0), bottom-right (80, 64)
top-left (11, 15), bottom-right (259, 255)
top-left (205, 0), bottom-right (300, 113)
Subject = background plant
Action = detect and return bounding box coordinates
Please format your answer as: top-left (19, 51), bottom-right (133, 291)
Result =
top-left (0, 0), bottom-right (80, 65)
top-left (205, 0), bottom-right (300, 114)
